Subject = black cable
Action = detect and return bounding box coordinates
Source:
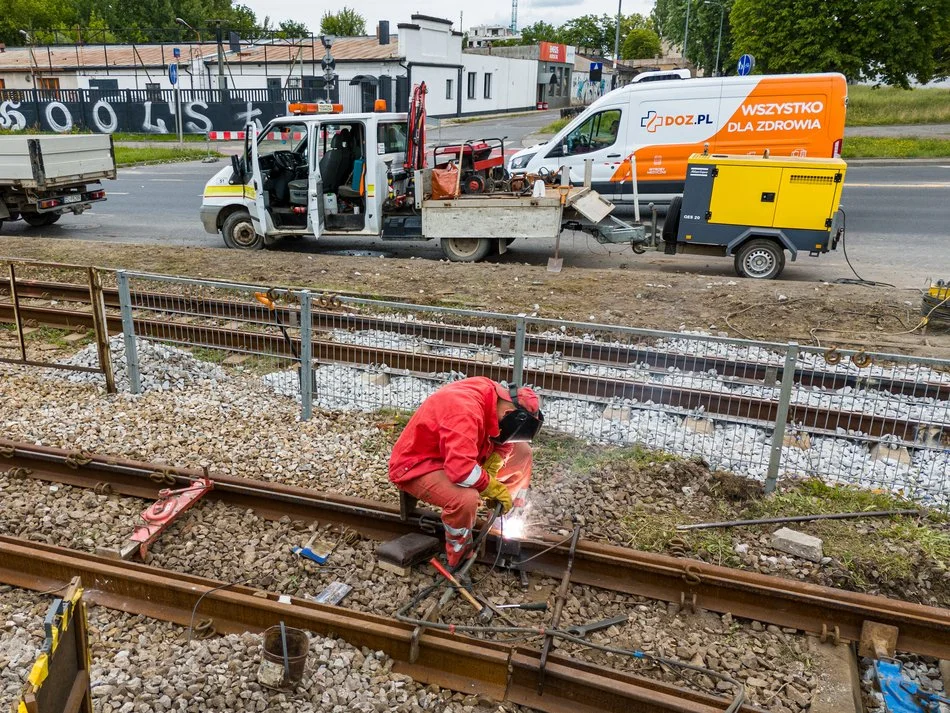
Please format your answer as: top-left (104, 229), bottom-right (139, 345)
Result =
top-left (833, 208), bottom-right (895, 288)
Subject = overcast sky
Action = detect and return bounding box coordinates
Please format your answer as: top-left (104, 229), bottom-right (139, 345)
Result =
top-left (241, 0), bottom-right (656, 36)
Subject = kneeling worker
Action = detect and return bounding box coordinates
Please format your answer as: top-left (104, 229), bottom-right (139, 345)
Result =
top-left (389, 377), bottom-right (543, 568)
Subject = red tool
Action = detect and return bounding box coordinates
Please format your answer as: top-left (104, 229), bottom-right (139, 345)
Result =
top-left (429, 557), bottom-right (482, 612)
top-left (105, 477), bottom-right (214, 560)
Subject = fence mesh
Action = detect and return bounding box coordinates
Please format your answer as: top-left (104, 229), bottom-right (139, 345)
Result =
top-left (114, 272), bottom-right (950, 510)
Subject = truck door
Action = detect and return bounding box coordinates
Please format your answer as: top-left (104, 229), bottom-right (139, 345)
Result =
top-left (541, 108), bottom-right (625, 198)
top-left (307, 122), bottom-right (324, 238)
top-left (245, 125), bottom-right (269, 238)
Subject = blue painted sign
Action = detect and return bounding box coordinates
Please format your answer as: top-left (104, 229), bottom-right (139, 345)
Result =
top-left (169, 63), bottom-right (178, 85)
top-left (737, 54), bottom-right (755, 76)
top-left (173, 47), bottom-right (181, 59)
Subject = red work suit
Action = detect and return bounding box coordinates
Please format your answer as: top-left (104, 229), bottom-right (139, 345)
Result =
top-left (389, 377), bottom-right (532, 567)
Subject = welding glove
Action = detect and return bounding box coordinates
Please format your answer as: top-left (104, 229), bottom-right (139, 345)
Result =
top-left (483, 452), bottom-right (505, 478)
top-left (479, 475), bottom-right (513, 514)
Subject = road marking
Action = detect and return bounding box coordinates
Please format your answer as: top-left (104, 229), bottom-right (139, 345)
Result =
top-left (846, 182), bottom-right (950, 188)
top-left (107, 192), bottom-right (129, 195)
top-left (150, 178), bottom-right (185, 182)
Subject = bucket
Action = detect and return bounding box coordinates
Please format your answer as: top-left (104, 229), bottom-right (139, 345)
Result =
top-left (258, 625), bottom-right (309, 690)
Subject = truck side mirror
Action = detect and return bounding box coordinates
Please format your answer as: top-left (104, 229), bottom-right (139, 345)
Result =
top-left (229, 154), bottom-right (244, 184)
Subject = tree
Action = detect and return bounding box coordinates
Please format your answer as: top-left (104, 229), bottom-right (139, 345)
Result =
top-left (622, 28), bottom-right (661, 59)
top-left (319, 7), bottom-right (365, 37)
top-left (276, 19), bottom-right (309, 38)
top-left (559, 14), bottom-right (607, 54)
top-left (730, 0), bottom-right (950, 86)
top-left (518, 21), bottom-right (560, 45)
top-left (652, 0), bottom-right (733, 75)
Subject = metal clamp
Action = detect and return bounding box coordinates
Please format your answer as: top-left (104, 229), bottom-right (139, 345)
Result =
top-left (0, 445), bottom-right (15, 458)
top-left (679, 591), bottom-right (698, 614)
top-left (681, 564), bottom-right (702, 586)
top-left (64, 451), bottom-right (93, 469)
top-left (148, 471), bottom-right (177, 486)
top-left (851, 351), bottom-right (872, 368)
top-left (193, 618), bottom-right (216, 639)
top-left (823, 346), bottom-right (841, 365)
top-left (7, 467), bottom-right (31, 479)
top-left (94, 482), bottom-right (114, 495)
top-left (820, 623), bottom-right (841, 645)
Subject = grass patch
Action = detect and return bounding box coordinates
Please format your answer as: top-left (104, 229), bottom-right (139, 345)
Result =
top-left (114, 146), bottom-right (219, 166)
top-left (538, 116), bottom-right (572, 135)
top-left (189, 346), bottom-right (230, 364)
top-left (112, 132), bottom-right (207, 143)
top-left (843, 136), bottom-right (950, 159)
top-left (848, 85), bottom-right (950, 126)
top-left (745, 478), bottom-right (917, 518)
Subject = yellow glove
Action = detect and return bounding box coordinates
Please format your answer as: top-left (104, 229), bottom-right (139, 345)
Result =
top-left (480, 475), bottom-right (513, 514)
top-left (483, 452), bottom-right (504, 478)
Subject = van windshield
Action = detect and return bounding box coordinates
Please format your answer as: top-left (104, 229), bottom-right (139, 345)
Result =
top-left (552, 109), bottom-right (622, 157)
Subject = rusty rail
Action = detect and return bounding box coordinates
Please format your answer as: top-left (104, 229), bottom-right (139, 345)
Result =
top-left (3, 440), bottom-right (948, 659)
top-left (0, 300), bottom-right (944, 445)
top-left (5, 278), bottom-right (949, 401)
top-left (0, 536), bottom-right (760, 713)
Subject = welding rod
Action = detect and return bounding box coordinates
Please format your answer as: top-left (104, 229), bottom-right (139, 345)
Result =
top-left (429, 558), bottom-right (482, 612)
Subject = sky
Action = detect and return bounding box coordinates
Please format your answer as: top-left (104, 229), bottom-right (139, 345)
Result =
top-left (241, 0), bottom-right (656, 36)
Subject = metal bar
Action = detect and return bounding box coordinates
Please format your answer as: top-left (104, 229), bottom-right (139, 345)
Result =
top-left (3, 440), bottom-right (949, 658)
top-left (675, 509), bottom-right (924, 531)
top-left (0, 357), bottom-right (101, 373)
top-left (115, 271), bottom-right (141, 394)
top-left (8, 263), bottom-right (28, 362)
top-left (0, 536), bottom-right (753, 713)
top-left (299, 289), bottom-right (313, 421)
top-left (86, 267), bottom-right (115, 394)
top-left (538, 526), bottom-right (581, 694)
top-left (513, 314), bottom-right (526, 385)
top-left (765, 343), bottom-right (798, 494)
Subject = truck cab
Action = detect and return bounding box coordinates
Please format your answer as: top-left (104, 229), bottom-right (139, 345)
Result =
top-left (201, 103), bottom-right (409, 250)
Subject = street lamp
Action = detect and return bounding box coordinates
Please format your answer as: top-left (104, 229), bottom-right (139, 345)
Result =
top-left (682, 0), bottom-right (691, 65)
top-left (176, 18), bottom-right (202, 91)
top-left (704, 0), bottom-right (725, 77)
top-left (613, 0), bottom-right (622, 77)
top-left (19, 30), bottom-right (38, 88)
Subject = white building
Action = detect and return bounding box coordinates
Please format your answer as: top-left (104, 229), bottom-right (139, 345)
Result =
top-left (466, 25), bottom-right (520, 49)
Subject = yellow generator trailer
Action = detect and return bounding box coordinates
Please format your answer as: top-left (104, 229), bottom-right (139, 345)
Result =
top-left (662, 153), bottom-right (847, 279)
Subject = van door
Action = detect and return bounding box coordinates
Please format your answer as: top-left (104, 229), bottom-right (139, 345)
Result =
top-left (541, 107), bottom-right (625, 199)
top-left (245, 125), bottom-right (269, 238)
top-left (307, 122), bottom-right (324, 238)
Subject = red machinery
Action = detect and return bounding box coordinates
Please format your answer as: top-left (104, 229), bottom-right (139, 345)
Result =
top-left (432, 138), bottom-right (508, 193)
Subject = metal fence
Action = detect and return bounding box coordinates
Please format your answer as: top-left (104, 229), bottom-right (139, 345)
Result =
top-left (115, 270), bottom-right (950, 509)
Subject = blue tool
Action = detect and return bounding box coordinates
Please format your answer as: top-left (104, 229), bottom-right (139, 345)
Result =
top-left (291, 532), bottom-right (335, 564)
top-left (873, 659), bottom-right (950, 713)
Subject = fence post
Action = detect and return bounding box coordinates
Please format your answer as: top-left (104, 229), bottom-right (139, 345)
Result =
top-left (116, 270), bottom-right (141, 395)
top-left (513, 314), bottom-right (527, 386)
top-left (765, 342), bottom-right (799, 494)
top-left (299, 290), bottom-right (313, 421)
top-left (87, 267), bottom-right (116, 394)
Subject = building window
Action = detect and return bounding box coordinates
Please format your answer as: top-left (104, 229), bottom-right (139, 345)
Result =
top-left (0, 79), bottom-right (5, 89)
top-left (446, 78), bottom-right (453, 100)
top-left (483, 73), bottom-right (492, 99)
top-left (146, 82), bottom-right (161, 102)
top-left (39, 77), bottom-right (59, 91)
top-left (467, 72), bottom-right (476, 100)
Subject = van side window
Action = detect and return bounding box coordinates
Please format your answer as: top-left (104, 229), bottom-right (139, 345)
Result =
top-left (548, 109), bottom-right (622, 157)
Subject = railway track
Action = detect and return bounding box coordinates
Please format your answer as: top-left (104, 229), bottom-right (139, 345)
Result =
top-left (3, 439), bottom-right (948, 660)
top-left (2, 280), bottom-right (948, 446)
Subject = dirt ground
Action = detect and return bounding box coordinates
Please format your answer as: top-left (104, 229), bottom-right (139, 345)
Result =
top-left (1, 237), bottom-right (947, 356)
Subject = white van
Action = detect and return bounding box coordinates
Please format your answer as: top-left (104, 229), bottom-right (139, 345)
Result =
top-left (509, 72), bottom-right (847, 204)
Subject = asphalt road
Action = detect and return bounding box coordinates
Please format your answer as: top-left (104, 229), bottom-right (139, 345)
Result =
top-left (1, 156), bottom-right (948, 288)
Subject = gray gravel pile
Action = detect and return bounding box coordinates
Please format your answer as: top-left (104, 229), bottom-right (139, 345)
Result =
top-left (0, 584), bottom-right (525, 713)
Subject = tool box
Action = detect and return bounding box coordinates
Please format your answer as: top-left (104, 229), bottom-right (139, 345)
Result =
top-left (664, 152), bottom-right (847, 279)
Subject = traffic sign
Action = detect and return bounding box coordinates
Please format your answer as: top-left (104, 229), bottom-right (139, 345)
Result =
top-left (173, 47), bottom-right (181, 59)
top-left (169, 63), bottom-right (178, 85)
top-left (737, 54), bottom-right (755, 76)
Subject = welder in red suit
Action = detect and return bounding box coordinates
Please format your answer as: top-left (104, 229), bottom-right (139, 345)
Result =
top-left (389, 377), bottom-right (543, 568)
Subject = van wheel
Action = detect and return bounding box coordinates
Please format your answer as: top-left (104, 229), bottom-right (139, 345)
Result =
top-left (661, 195), bottom-right (682, 243)
top-left (441, 238), bottom-right (492, 262)
top-left (221, 211), bottom-right (263, 250)
top-left (735, 239), bottom-right (785, 279)
top-left (22, 213), bottom-right (60, 227)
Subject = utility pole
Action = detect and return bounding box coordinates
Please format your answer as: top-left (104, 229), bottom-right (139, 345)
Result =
top-left (683, 0), bottom-right (691, 65)
top-left (215, 19), bottom-right (226, 91)
top-left (613, 0), bottom-right (622, 72)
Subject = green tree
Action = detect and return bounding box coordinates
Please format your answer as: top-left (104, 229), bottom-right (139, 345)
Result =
top-left (652, 0), bottom-right (733, 74)
top-left (319, 7), bottom-right (365, 37)
top-left (518, 21), bottom-right (560, 44)
top-left (559, 14), bottom-right (607, 54)
top-left (276, 19), bottom-right (309, 38)
top-left (622, 28), bottom-right (662, 59)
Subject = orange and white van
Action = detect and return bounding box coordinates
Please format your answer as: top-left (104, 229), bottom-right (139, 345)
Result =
top-left (508, 72), bottom-right (847, 204)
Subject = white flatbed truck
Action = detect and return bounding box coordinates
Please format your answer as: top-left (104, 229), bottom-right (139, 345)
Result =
top-left (199, 102), bottom-right (645, 262)
top-left (0, 134), bottom-right (115, 230)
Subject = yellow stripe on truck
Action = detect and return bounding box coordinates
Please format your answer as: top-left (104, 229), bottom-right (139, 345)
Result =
top-left (204, 185), bottom-right (256, 199)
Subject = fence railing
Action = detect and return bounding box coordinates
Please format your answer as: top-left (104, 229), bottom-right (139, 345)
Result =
top-left (109, 270), bottom-right (950, 509)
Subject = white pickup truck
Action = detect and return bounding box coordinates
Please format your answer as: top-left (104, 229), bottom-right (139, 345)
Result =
top-left (0, 134), bottom-right (115, 230)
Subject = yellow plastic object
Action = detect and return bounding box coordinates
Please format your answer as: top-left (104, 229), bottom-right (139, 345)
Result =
top-left (929, 282), bottom-right (950, 300)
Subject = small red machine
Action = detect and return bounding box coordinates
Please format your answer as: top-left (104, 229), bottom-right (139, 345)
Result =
top-left (432, 138), bottom-right (508, 193)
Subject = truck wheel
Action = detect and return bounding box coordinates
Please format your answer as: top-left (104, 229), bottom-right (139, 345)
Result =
top-left (22, 213), bottom-right (60, 227)
top-left (440, 238), bottom-right (492, 262)
top-left (735, 239), bottom-right (786, 279)
top-left (661, 195), bottom-right (682, 243)
top-left (221, 211), bottom-right (263, 250)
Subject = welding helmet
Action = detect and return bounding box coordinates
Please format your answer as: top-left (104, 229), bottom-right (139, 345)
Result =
top-left (493, 384), bottom-right (543, 444)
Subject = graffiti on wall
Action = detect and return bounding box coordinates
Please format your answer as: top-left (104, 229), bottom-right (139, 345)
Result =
top-left (570, 76), bottom-right (608, 106)
top-left (0, 94), bottom-right (287, 134)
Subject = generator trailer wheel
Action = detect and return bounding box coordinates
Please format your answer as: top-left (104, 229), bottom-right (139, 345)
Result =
top-left (735, 239), bottom-right (785, 280)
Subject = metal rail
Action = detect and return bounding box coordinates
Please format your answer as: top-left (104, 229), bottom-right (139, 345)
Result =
top-left (0, 300), bottom-right (944, 445)
top-left (0, 535), bottom-right (758, 713)
top-left (3, 440), bottom-right (948, 659)
top-left (7, 278), bottom-right (949, 400)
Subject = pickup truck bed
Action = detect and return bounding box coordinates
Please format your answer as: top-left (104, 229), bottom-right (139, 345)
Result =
top-left (0, 134), bottom-right (116, 189)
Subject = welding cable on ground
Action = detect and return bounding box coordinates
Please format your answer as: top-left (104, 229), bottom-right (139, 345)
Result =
top-left (394, 595), bottom-right (745, 713)
top-left (833, 209), bottom-right (895, 288)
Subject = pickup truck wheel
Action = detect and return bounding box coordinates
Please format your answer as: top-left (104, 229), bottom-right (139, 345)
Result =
top-left (22, 213), bottom-right (60, 227)
top-left (440, 238), bottom-right (492, 262)
top-left (735, 239), bottom-right (785, 279)
top-left (221, 211), bottom-right (263, 250)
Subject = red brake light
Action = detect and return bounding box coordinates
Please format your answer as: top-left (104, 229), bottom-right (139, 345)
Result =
top-left (832, 139), bottom-right (843, 157)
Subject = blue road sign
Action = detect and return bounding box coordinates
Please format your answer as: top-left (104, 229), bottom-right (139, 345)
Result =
top-left (590, 62), bottom-right (602, 71)
top-left (169, 63), bottom-right (178, 85)
top-left (173, 47), bottom-right (181, 59)
top-left (737, 54), bottom-right (755, 76)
